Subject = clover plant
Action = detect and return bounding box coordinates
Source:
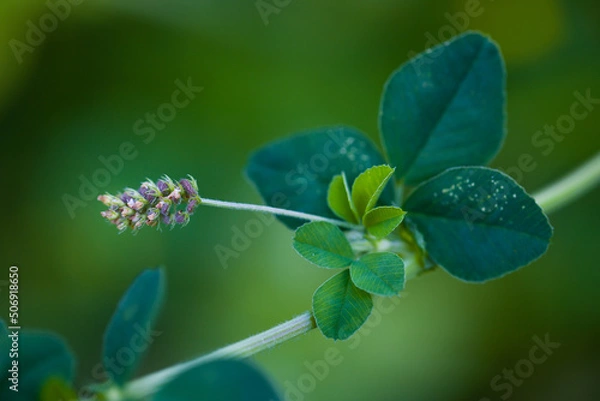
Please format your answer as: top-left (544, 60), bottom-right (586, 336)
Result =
top-left (5, 31), bottom-right (599, 401)
top-left (1, 269), bottom-right (279, 401)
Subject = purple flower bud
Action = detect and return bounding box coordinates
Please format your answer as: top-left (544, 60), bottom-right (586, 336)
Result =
top-left (98, 175), bottom-right (197, 232)
top-left (121, 207), bottom-right (135, 217)
top-left (157, 180), bottom-right (170, 195)
top-left (167, 188), bottom-right (182, 204)
top-left (116, 221), bottom-right (129, 232)
top-left (132, 200), bottom-right (145, 211)
top-left (121, 193), bottom-right (133, 204)
top-left (133, 219), bottom-right (145, 231)
top-left (101, 210), bottom-right (119, 220)
top-left (98, 195), bottom-right (125, 209)
top-left (139, 185), bottom-right (156, 203)
top-left (147, 208), bottom-right (159, 222)
top-left (186, 199), bottom-right (198, 214)
top-left (175, 211), bottom-right (190, 225)
top-left (179, 179), bottom-right (197, 197)
top-left (156, 200), bottom-right (171, 216)
top-left (97, 195), bottom-right (112, 206)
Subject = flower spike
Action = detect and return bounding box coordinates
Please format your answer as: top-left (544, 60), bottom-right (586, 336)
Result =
top-left (98, 175), bottom-right (202, 233)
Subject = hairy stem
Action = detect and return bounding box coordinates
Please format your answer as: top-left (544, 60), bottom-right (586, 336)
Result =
top-left (119, 153), bottom-right (599, 400)
top-left (533, 151), bottom-right (600, 214)
top-left (124, 312), bottom-right (316, 399)
top-left (200, 198), bottom-right (360, 230)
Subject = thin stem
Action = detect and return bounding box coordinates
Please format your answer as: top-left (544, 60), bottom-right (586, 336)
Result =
top-left (200, 198), bottom-right (360, 230)
top-left (124, 312), bottom-right (316, 399)
top-left (533, 151), bottom-right (600, 214)
top-left (118, 153), bottom-right (599, 400)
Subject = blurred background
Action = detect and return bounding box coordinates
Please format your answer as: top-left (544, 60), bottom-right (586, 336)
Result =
top-left (1, 0), bottom-right (599, 400)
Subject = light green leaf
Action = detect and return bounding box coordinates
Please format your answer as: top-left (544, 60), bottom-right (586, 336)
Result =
top-left (312, 270), bottom-right (373, 340)
top-left (327, 173), bottom-right (358, 224)
top-left (293, 222), bottom-right (355, 269)
top-left (40, 378), bottom-right (77, 401)
top-left (363, 206), bottom-right (406, 238)
top-left (350, 252), bottom-right (405, 296)
top-left (351, 165), bottom-right (395, 219)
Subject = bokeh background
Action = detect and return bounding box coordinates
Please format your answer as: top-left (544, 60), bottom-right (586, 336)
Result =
top-left (1, 0), bottom-right (599, 400)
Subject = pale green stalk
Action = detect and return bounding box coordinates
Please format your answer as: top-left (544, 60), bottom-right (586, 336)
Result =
top-left (114, 153), bottom-right (599, 400)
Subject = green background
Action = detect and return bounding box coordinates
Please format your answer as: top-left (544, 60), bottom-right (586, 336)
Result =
top-left (1, 0), bottom-right (599, 400)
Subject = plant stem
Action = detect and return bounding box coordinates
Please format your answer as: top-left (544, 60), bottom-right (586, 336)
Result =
top-left (533, 151), bottom-right (600, 214)
top-left (200, 198), bottom-right (360, 230)
top-left (124, 312), bottom-right (316, 399)
top-left (121, 153), bottom-right (599, 400)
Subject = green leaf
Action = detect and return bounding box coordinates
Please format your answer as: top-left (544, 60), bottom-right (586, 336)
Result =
top-left (404, 167), bottom-right (553, 282)
top-left (40, 378), bottom-right (77, 401)
top-left (363, 206), bottom-right (406, 238)
top-left (0, 327), bottom-right (75, 401)
top-left (246, 126), bottom-right (393, 229)
top-left (103, 268), bottom-right (165, 385)
top-left (293, 222), bottom-right (354, 268)
top-left (327, 173), bottom-right (358, 224)
top-left (153, 360), bottom-right (280, 401)
top-left (351, 165), bottom-right (395, 218)
top-left (312, 270), bottom-right (373, 340)
top-left (379, 31), bottom-right (506, 185)
top-left (350, 252), bottom-right (405, 296)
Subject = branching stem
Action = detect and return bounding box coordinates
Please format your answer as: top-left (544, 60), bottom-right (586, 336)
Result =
top-left (116, 153), bottom-right (599, 400)
top-left (201, 198), bottom-right (361, 230)
top-left (533, 151), bottom-right (600, 214)
top-left (124, 312), bottom-right (316, 399)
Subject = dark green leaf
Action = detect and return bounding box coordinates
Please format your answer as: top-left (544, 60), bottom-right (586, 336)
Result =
top-left (350, 252), bottom-right (405, 296)
top-left (293, 222), bottom-right (354, 268)
top-left (380, 32), bottom-right (506, 185)
top-left (363, 206), bottom-right (406, 238)
top-left (351, 165), bottom-right (396, 218)
top-left (404, 167), bottom-right (552, 282)
top-left (0, 327), bottom-right (75, 401)
top-left (103, 268), bottom-right (165, 385)
top-left (327, 173), bottom-right (358, 224)
top-left (153, 360), bottom-right (280, 401)
top-left (246, 126), bottom-right (392, 229)
top-left (312, 270), bottom-right (373, 340)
